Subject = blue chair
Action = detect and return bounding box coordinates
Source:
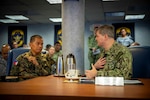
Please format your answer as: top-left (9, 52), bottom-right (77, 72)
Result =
top-left (129, 46), bottom-right (150, 78)
top-left (6, 48), bottom-right (30, 75)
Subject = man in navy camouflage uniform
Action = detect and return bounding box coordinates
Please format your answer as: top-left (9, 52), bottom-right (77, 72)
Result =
top-left (85, 25), bottom-right (132, 79)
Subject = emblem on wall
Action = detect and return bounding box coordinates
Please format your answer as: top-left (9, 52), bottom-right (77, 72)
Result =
top-left (11, 29), bottom-right (24, 47)
top-left (8, 26), bottom-right (27, 48)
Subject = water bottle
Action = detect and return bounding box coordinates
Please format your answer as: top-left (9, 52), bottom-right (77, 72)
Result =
top-left (56, 55), bottom-right (64, 76)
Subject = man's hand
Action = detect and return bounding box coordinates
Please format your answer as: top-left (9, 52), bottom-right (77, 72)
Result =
top-left (94, 57), bottom-right (106, 69)
top-left (85, 64), bottom-right (97, 79)
top-left (26, 56), bottom-right (39, 66)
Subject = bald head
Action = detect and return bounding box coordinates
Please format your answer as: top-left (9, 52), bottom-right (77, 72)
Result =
top-left (1, 44), bottom-right (11, 60)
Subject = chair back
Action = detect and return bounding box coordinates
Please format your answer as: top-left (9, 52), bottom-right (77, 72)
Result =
top-left (6, 48), bottom-right (30, 75)
top-left (129, 46), bottom-right (150, 78)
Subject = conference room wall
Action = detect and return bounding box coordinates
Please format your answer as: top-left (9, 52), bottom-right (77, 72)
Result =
top-left (0, 21), bottom-right (150, 71)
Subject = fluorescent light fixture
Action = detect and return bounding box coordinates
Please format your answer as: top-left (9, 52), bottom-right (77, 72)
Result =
top-left (102, 0), bottom-right (119, 1)
top-left (5, 15), bottom-right (29, 20)
top-left (0, 19), bottom-right (19, 23)
top-left (46, 0), bottom-right (62, 4)
top-left (49, 18), bottom-right (62, 22)
top-left (125, 14), bottom-right (145, 20)
top-left (105, 12), bottom-right (125, 17)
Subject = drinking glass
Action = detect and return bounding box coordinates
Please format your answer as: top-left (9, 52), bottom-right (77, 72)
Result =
top-left (67, 63), bottom-right (76, 82)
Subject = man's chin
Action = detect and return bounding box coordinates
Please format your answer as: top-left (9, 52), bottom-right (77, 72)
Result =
top-left (36, 50), bottom-right (42, 53)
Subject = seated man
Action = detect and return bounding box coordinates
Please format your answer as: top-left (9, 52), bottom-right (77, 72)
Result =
top-left (116, 28), bottom-right (134, 47)
top-left (0, 44), bottom-right (11, 76)
top-left (85, 25), bottom-right (132, 80)
top-left (10, 35), bottom-right (54, 79)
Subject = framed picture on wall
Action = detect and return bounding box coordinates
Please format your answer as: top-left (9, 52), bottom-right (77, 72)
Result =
top-left (8, 26), bottom-right (27, 48)
top-left (112, 23), bottom-right (135, 41)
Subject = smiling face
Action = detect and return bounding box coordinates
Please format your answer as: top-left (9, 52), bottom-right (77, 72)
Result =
top-left (29, 36), bottom-right (43, 55)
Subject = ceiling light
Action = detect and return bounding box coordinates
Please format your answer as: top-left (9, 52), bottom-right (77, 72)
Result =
top-left (105, 12), bottom-right (125, 17)
top-left (0, 19), bottom-right (19, 23)
top-left (125, 14), bottom-right (145, 20)
top-left (102, 0), bottom-right (119, 1)
top-left (5, 15), bottom-right (29, 20)
top-left (49, 18), bottom-right (62, 22)
top-left (46, 0), bottom-right (62, 4)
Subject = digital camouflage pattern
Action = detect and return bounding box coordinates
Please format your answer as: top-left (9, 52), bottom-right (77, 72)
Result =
top-left (97, 42), bottom-right (132, 79)
top-left (88, 34), bottom-right (101, 68)
top-left (10, 51), bottom-right (54, 78)
top-left (45, 54), bottom-right (56, 74)
top-left (0, 56), bottom-right (7, 76)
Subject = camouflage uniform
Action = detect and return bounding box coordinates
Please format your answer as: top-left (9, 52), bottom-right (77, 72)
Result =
top-left (10, 51), bottom-right (53, 78)
top-left (51, 50), bottom-right (62, 62)
top-left (88, 34), bottom-right (101, 69)
top-left (0, 56), bottom-right (7, 76)
top-left (97, 42), bottom-right (132, 79)
top-left (46, 54), bottom-right (56, 74)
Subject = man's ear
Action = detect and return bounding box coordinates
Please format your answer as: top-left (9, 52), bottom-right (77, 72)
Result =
top-left (104, 34), bottom-right (108, 39)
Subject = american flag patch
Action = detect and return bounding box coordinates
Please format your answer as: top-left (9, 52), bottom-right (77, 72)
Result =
top-left (13, 60), bottom-right (18, 65)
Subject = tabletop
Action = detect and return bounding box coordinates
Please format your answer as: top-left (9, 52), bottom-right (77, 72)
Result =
top-left (0, 75), bottom-right (150, 100)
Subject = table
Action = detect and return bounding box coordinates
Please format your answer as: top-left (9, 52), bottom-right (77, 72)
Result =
top-left (0, 75), bottom-right (150, 100)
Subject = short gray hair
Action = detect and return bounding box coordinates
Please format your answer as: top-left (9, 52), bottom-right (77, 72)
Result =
top-left (96, 25), bottom-right (115, 38)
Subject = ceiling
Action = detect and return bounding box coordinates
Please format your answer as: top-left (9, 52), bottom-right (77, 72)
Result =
top-left (0, 0), bottom-right (150, 24)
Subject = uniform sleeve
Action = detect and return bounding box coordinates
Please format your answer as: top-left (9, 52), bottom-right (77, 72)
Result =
top-left (0, 58), bottom-right (7, 76)
top-left (46, 56), bottom-right (56, 74)
top-left (88, 35), bottom-right (94, 49)
top-left (10, 55), bottom-right (23, 76)
top-left (35, 57), bottom-right (50, 76)
top-left (88, 35), bottom-right (99, 50)
top-left (10, 54), bottom-right (50, 77)
top-left (20, 57), bottom-right (50, 77)
top-left (116, 51), bottom-right (132, 79)
top-left (97, 50), bottom-right (132, 79)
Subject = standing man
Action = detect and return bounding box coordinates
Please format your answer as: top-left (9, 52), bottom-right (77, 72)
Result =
top-left (10, 35), bottom-right (53, 78)
top-left (88, 27), bottom-right (101, 69)
top-left (85, 25), bottom-right (132, 79)
top-left (51, 42), bottom-right (62, 62)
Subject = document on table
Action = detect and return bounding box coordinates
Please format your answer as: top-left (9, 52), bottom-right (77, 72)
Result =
top-left (124, 80), bottom-right (143, 85)
top-left (79, 77), bottom-right (143, 85)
